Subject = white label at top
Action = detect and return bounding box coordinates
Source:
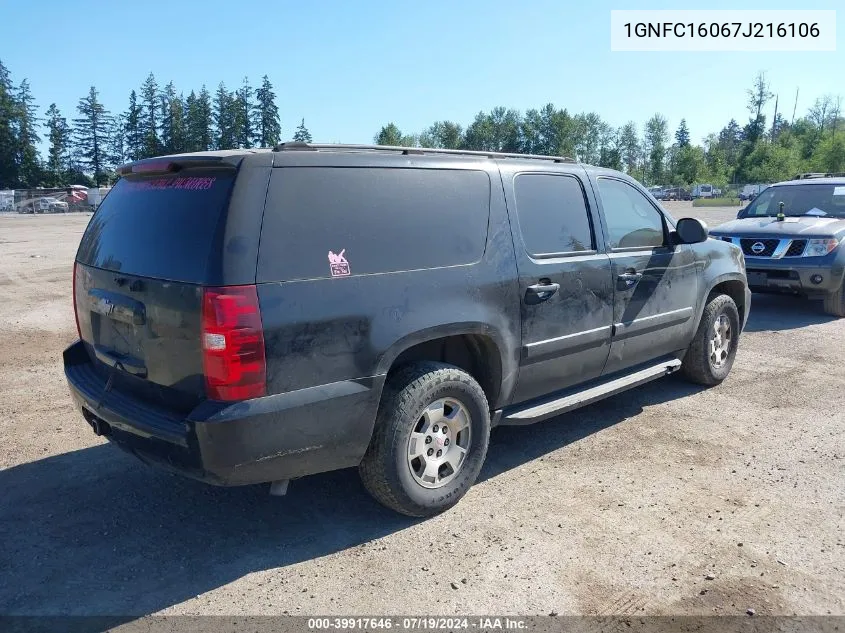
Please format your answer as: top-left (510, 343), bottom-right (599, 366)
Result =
top-left (611, 10), bottom-right (836, 51)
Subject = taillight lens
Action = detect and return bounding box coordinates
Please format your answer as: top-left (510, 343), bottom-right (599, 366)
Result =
top-left (201, 285), bottom-right (266, 401)
top-left (72, 262), bottom-right (81, 339)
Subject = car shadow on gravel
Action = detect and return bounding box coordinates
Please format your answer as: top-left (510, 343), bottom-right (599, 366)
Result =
top-left (743, 293), bottom-right (837, 332)
top-left (0, 446), bottom-right (416, 616)
top-left (0, 377), bottom-right (706, 618)
top-left (480, 376), bottom-right (705, 483)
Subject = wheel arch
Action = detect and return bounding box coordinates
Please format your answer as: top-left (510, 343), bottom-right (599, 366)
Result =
top-left (375, 324), bottom-right (511, 410)
top-left (701, 273), bottom-right (749, 329)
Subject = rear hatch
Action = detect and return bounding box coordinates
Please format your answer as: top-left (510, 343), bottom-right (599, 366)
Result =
top-left (74, 161), bottom-right (243, 413)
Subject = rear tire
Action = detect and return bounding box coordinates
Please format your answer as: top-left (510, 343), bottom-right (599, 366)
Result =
top-left (681, 293), bottom-right (740, 386)
top-left (359, 362), bottom-right (490, 517)
top-left (822, 280), bottom-right (845, 317)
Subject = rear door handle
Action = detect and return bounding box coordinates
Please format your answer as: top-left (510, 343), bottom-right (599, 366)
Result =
top-left (525, 281), bottom-right (560, 304)
top-left (617, 271), bottom-right (643, 289)
top-left (93, 345), bottom-right (148, 378)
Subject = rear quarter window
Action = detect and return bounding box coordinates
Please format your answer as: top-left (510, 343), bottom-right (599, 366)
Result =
top-left (258, 167), bottom-right (491, 282)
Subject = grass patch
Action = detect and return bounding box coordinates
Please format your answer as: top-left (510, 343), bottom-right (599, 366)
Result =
top-left (692, 197), bottom-right (741, 207)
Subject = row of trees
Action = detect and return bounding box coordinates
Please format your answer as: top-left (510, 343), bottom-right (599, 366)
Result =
top-left (375, 72), bottom-right (844, 188)
top-left (2, 60), bottom-right (842, 190)
top-left (0, 60), bottom-right (313, 188)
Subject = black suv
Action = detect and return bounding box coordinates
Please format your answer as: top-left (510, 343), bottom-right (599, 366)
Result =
top-left (64, 143), bottom-right (750, 517)
top-left (710, 173), bottom-right (845, 316)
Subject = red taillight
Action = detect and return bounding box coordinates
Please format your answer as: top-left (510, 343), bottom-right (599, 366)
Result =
top-left (72, 262), bottom-right (81, 339)
top-left (201, 285), bottom-right (266, 401)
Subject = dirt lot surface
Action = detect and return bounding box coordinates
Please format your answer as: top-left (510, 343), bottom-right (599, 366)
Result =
top-left (1, 203), bottom-right (843, 617)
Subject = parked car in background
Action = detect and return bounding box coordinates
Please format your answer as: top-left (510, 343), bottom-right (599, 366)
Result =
top-left (692, 184), bottom-right (715, 199)
top-left (647, 186), bottom-right (666, 200)
top-left (739, 184), bottom-right (767, 201)
top-left (17, 197), bottom-right (68, 213)
top-left (41, 197), bottom-right (69, 213)
top-left (710, 172), bottom-right (845, 316)
top-left (663, 187), bottom-right (692, 201)
top-left (64, 143), bottom-right (749, 517)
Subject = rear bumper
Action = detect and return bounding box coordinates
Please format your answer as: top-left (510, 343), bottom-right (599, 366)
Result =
top-left (744, 258), bottom-right (844, 297)
top-left (63, 340), bottom-right (385, 486)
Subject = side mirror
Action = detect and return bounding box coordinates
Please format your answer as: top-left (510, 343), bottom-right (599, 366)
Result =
top-left (736, 207), bottom-right (747, 219)
top-left (674, 217), bottom-right (709, 244)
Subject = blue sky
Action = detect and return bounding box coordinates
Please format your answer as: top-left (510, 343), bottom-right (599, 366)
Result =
top-left (2, 0), bottom-right (842, 148)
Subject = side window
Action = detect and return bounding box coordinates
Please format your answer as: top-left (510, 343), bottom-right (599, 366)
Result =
top-left (746, 188), bottom-right (774, 216)
top-left (596, 178), bottom-right (666, 249)
top-left (258, 167), bottom-right (491, 282)
top-left (513, 173), bottom-right (594, 256)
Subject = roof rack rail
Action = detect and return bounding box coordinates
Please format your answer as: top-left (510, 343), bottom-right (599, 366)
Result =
top-left (272, 142), bottom-right (576, 164)
top-left (794, 172), bottom-right (845, 180)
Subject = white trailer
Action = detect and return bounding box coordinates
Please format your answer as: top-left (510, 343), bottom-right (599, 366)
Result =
top-left (87, 187), bottom-right (112, 209)
top-left (0, 190), bottom-right (14, 211)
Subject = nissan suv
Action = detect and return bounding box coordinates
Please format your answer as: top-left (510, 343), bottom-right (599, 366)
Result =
top-left (64, 143), bottom-right (750, 517)
top-left (710, 173), bottom-right (845, 316)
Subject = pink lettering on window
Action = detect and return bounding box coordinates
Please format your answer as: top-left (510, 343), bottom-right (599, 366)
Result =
top-left (124, 176), bottom-right (217, 191)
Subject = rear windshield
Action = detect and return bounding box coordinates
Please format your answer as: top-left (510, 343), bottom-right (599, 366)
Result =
top-left (76, 172), bottom-right (235, 283)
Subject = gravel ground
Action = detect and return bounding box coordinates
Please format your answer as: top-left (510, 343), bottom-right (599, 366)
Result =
top-left (0, 204), bottom-right (843, 617)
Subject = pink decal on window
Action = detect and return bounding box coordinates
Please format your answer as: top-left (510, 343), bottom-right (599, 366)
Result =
top-left (328, 249), bottom-right (351, 277)
top-left (124, 177), bottom-right (217, 192)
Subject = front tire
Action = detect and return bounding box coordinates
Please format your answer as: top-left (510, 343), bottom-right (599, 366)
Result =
top-left (359, 362), bottom-right (490, 517)
top-left (822, 280), bottom-right (845, 317)
top-left (681, 293), bottom-right (740, 386)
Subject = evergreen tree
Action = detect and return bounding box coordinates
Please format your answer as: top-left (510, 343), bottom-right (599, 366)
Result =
top-left (0, 60), bottom-right (19, 188)
top-left (214, 83), bottom-right (237, 149)
top-left (234, 77), bottom-right (254, 148)
top-left (644, 113), bottom-right (669, 183)
top-left (14, 80), bottom-right (40, 187)
top-left (184, 91), bottom-right (198, 151)
top-left (45, 103), bottom-right (71, 186)
top-left (293, 118), bottom-right (312, 143)
top-left (675, 119), bottom-right (691, 148)
top-left (375, 122), bottom-right (403, 145)
top-left (159, 81), bottom-right (185, 154)
top-left (255, 75), bottom-right (280, 147)
top-left (185, 87), bottom-right (214, 152)
top-left (140, 73), bottom-right (160, 157)
top-left (619, 121), bottom-right (641, 176)
top-left (108, 113), bottom-right (126, 170)
top-left (124, 90), bottom-right (143, 161)
top-left (196, 86), bottom-right (213, 151)
top-left (73, 86), bottom-right (112, 185)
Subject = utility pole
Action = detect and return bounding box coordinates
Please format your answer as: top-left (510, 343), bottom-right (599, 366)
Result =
top-left (791, 87), bottom-right (799, 125)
